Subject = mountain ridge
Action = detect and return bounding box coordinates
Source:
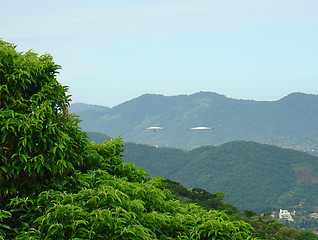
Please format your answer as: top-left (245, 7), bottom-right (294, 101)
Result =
top-left (71, 91), bottom-right (318, 110)
top-left (70, 91), bottom-right (318, 154)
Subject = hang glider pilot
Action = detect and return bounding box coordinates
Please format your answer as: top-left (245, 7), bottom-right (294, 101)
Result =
top-left (146, 126), bottom-right (165, 132)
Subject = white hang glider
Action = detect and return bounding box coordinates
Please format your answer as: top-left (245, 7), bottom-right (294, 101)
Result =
top-left (190, 127), bottom-right (214, 132)
top-left (146, 126), bottom-right (165, 132)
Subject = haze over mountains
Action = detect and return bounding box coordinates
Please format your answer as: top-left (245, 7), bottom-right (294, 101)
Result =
top-left (70, 92), bottom-right (318, 155)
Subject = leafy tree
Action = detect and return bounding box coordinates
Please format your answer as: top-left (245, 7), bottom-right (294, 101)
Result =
top-left (295, 231), bottom-right (318, 240)
top-left (274, 227), bottom-right (299, 240)
top-left (240, 211), bottom-right (289, 239)
top-left (0, 40), bottom-right (88, 197)
top-left (164, 179), bottom-right (239, 215)
top-left (4, 139), bottom-right (254, 239)
top-left (0, 40), bottom-right (256, 239)
top-left (166, 180), bottom-right (311, 239)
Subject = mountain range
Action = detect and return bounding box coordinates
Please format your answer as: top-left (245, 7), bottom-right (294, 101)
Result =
top-left (70, 92), bottom-right (318, 154)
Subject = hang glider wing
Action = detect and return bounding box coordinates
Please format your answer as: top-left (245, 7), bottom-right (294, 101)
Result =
top-left (146, 126), bottom-right (165, 132)
top-left (190, 127), bottom-right (213, 130)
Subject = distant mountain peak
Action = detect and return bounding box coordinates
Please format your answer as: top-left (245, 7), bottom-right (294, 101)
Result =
top-left (278, 92), bottom-right (318, 104)
top-left (281, 92), bottom-right (316, 99)
top-left (69, 103), bottom-right (109, 112)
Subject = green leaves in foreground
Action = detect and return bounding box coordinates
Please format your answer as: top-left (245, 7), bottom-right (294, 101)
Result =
top-left (9, 170), bottom-right (254, 239)
top-left (0, 40), bottom-right (88, 196)
top-left (3, 139), bottom-right (255, 239)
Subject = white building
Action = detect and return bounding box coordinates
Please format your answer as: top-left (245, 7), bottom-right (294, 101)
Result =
top-left (279, 209), bottom-right (294, 221)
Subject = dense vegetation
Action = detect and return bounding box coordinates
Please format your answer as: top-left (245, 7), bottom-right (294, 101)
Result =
top-left (164, 180), bottom-right (318, 239)
top-left (0, 40), bottom-right (257, 239)
top-left (163, 179), bottom-right (239, 215)
top-left (70, 91), bottom-right (318, 154)
top-left (122, 141), bottom-right (318, 213)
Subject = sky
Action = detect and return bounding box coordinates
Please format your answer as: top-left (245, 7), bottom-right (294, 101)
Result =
top-left (1, 0), bottom-right (318, 107)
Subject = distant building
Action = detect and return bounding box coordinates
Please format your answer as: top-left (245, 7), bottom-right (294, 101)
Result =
top-left (309, 213), bottom-right (318, 219)
top-left (271, 211), bottom-right (276, 218)
top-left (279, 209), bottom-right (294, 221)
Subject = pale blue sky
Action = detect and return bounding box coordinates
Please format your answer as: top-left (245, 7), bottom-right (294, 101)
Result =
top-left (1, 0), bottom-right (318, 107)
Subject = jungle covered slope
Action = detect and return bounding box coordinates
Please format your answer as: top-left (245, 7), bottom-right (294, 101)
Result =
top-left (122, 141), bottom-right (318, 213)
top-left (0, 40), bottom-right (254, 239)
top-left (163, 179), bottom-right (318, 240)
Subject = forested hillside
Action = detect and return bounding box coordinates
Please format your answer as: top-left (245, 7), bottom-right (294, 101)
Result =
top-left (163, 179), bottom-right (318, 239)
top-left (120, 140), bottom-right (318, 213)
top-left (70, 91), bottom-right (318, 155)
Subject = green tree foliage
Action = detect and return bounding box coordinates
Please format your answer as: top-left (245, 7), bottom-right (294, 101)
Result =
top-left (295, 231), bottom-right (318, 240)
top-left (240, 211), bottom-right (318, 240)
top-left (241, 211), bottom-right (286, 239)
top-left (0, 40), bottom-right (255, 239)
top-left (164, 179), bottom-right (239, 215)
top-left (123, 141), bottom-right (318, 213)
top-left (0, 40), bottom-right (88, 197)
top-left (274, 227), bottom-right (300, 240)
top-left (3, 139), bottom-right (254, 239)
top-left (165, 180), bottom-right (317, 239)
